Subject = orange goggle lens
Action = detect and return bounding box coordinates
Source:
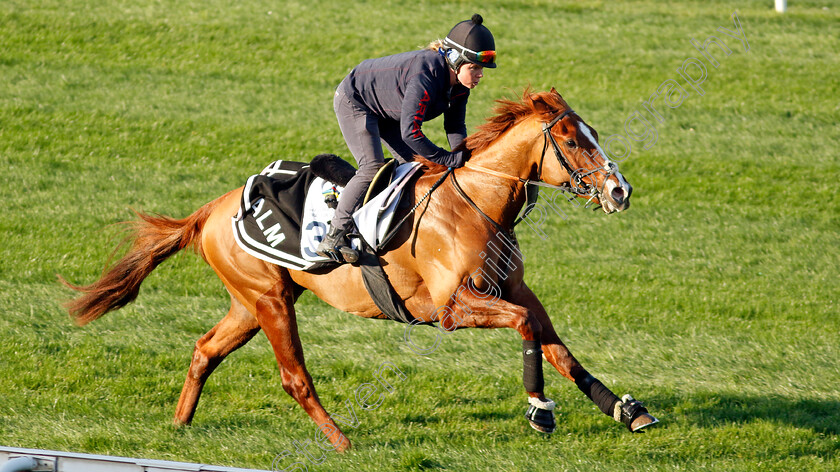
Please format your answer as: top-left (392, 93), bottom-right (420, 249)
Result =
top-left (474, 50), bottom-right (496, 64)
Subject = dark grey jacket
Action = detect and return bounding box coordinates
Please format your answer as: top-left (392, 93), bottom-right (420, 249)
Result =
top-left (338, 49), bottom-right (470, 167)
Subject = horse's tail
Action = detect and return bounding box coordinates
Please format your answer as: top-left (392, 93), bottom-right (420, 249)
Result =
top-left (61, 200), bottom-right (217, 326)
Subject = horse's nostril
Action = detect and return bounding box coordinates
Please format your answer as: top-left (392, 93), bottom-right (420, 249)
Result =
top-left (611, 187), bottom-right (625, 204)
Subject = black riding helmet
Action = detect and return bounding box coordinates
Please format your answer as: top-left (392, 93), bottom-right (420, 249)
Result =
top-left (443, 14), bottom-right (496, 71)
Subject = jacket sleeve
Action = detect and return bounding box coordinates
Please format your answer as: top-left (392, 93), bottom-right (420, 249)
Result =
top-left (400, 74), bottom-right (468, 168)
top-left (444, 88), bottom-right (469, 150)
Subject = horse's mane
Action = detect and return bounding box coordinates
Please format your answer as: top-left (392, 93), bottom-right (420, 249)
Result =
top-left (417, 88), bottom-right (570, 173)
top-left (466, 88), bottom-right (570, 154)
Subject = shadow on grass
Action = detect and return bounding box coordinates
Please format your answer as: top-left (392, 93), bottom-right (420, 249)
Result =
top-left (402, 414), bottom-right (441, 425)
top-left (467, 410), bottom-right (519, 422)
top-left (652, 391), bottom-right (840, 435)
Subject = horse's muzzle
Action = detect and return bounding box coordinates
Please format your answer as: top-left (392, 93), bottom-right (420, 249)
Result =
top-left (602, 175), bottom-right (632, 213)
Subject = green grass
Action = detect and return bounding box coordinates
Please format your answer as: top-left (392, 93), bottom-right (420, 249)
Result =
top-left (1, 0), bottom-right (838, 470)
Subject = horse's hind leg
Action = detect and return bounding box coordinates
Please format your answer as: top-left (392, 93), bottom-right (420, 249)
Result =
top-left (174, 293), bottom-right (260, 425)
top-left (254, 272), bottom-right (352, 452)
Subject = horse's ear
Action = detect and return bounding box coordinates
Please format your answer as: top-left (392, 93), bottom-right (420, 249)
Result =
top-left (550, 87), bottom-right (563, 99)
top-left (530, 92), bottom-right (555, 116)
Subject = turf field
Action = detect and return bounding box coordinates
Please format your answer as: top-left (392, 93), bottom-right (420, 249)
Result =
top-left (1, 0), bottom-right (838, 470)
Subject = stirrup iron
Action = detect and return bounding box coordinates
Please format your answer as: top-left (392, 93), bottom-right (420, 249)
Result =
top-left (316, 226), bottom-right (358, 263)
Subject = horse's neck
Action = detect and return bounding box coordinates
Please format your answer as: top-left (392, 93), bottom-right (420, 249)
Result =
top-left (453, 119), bottom-right (540, 229)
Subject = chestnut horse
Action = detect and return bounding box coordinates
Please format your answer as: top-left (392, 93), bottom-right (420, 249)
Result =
top-left (63, 88), bottom-right (656, 452)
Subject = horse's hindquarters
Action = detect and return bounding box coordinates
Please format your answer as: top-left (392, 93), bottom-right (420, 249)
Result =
top-left (201, 187), bottom-right (285, 315)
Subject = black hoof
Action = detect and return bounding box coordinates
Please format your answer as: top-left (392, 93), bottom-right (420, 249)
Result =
top-left (525, 405), bottom-right (556, 433)
top-left (617, 394), bottom-right (659, 432)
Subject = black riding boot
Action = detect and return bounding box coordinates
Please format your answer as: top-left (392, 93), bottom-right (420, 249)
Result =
top-left (316, 224), bottom-right (359, 263)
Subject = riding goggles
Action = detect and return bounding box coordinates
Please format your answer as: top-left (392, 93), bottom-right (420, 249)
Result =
top-left (445, 37), bottom-right (496, 66)
top-left (463, 47), bottom-right (496, 65)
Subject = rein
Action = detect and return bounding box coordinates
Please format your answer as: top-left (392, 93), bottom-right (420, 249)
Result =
top-left (378, 109), bottom-right (614, 251)
top-left (376, 167), bottom-right (453, 250)
top-left (450, 171), bottom-right (510, 237)
top-left (464, 108), bottom-right (611, 199)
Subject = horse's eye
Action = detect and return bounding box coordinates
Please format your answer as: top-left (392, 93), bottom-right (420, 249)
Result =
top-left (565, 139), bottom-right (577, 148)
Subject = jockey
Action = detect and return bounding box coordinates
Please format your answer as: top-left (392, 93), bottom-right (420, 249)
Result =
top-left (316, 14), bottom-right (497, 263)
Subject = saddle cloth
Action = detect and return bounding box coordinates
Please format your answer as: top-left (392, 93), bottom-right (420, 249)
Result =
top-left (232, 159), bottom-right (422, 272)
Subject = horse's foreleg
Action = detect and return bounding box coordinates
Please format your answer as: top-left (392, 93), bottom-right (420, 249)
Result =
top-left (442, 296), bottom-right (544, 394)
top-left (506, 282), bottom-right (658, 432)
top-left (502, 283), bottom-right (616, 411)
top-left (254, 275), bottom-right (351, 453)
top-left (175, 293), bottom-right (260, 426)
top-left (435, 289), bottom-right (557, 431)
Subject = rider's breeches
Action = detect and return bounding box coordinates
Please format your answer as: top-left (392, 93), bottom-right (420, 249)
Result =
top-left (332, 88), bottom-right (414, 231)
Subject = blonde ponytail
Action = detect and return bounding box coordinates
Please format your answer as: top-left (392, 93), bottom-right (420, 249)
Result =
top-left (426, 39), bottom-right (445, 52)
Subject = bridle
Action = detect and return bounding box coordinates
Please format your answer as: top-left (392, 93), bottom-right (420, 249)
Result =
top-left (464, 108), bottom-right (617, 208)
top-left (540, 109), bottom-right (603, 200)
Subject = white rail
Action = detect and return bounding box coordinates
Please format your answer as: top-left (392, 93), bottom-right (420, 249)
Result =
top-left (0, 447), bottom-right (270, 472)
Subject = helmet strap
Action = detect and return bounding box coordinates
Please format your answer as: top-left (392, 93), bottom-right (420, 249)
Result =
top-left (450, 67), bottom-right (460, 87)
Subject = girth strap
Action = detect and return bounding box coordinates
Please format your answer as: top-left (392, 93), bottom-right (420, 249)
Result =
top-left (358, 244), bottom-right (427, 325)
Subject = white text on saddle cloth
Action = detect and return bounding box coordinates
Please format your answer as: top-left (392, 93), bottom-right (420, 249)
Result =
top-left (251, 198), bottom-right (286, 247)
